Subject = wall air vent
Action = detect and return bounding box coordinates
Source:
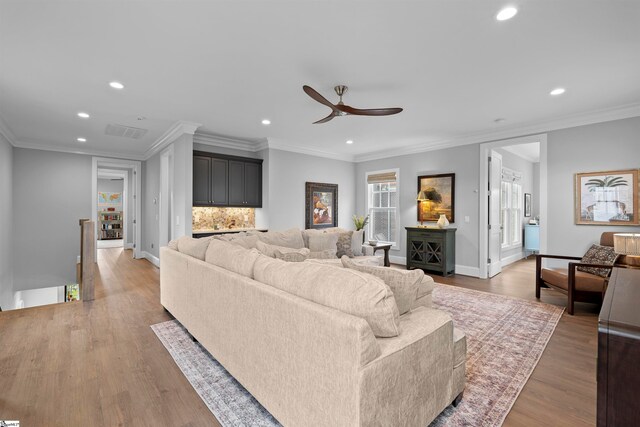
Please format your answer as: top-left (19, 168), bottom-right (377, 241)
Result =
top-left (105, 124), bottom-right (148, 139)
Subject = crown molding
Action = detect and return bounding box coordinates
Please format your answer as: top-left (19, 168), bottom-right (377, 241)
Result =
top-left (194, 131), bottom-right (267, 153)
top-left (0, 115), bottom-right (18, 146)
top-left (267, 138), bottom-right (355, 162)
top-left (354, 102), bottom-right (640, 162)
top-left (12, 139), bottom-right (146, 160)
top-left (144, 120), bottom-right (202, 160)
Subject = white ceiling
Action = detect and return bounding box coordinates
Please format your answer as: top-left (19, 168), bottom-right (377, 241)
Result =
top-left (1, 1), bottom-right (639, 161)
top-left (501, 142), bottom-right (540, 162)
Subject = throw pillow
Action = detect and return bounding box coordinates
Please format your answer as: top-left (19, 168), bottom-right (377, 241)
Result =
top-left (258, 228), bottom-right (305, 249)
top-left (341, 256), bottom-right (422, 315)
top-left (177, 236), bottom-right (213, 260)
top-left (167, 239), bottom-right (179, 251)
top-left (308, 249), bottom-right (338, 259)
top-left (205, 239), bottom-right (261, 278)
top-left (577, 244), bottom-right (619, 278)
top-left (254, 256), bottom-right (400, 337)
top-left (228, 234), bottom-right (259, 249)
top-left (336, 231), bottom-right (354, 258)
top-left (274, 249), bottom-right (309, 262)
top-left (307, 232), bottom-right (339, 252)
top-left (256, 240), bottom-right (310, 259)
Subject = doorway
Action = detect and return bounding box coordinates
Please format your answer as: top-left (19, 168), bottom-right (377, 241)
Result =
top-left (479, 134), bottom-right (548, 279)
top-left (91, 157), bottom-right (142, 259)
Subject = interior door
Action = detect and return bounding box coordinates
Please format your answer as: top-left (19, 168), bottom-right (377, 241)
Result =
top-left (488, 150), bottom-right (503, 277)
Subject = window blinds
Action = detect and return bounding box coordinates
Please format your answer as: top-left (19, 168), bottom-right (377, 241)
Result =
top-left (367, 171), bottom-right (397, 184)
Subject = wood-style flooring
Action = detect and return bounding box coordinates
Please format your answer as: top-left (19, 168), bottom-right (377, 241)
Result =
top-left (0, 250), bottom-right (597, 426)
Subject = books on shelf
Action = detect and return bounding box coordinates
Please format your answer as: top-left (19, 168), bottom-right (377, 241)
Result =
top-left (98, 210), bottom-right (123, 240)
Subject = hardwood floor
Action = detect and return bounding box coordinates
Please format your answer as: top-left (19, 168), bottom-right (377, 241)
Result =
top-left (0, 251), bottom-right (598, 426)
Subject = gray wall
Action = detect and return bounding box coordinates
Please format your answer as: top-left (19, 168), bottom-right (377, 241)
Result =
top-left (267, 149), bottom-right (356, 231)
top-left (143, 151), bottom-right (161, 258)
top-left (356, 144), bottom-right (481, 271)
top-left (0, 134), bottom-right (13, 309)
top-left (13, 148), bottom-right (92, 291)
top-left (546, 116), bottom-right (640, 258)
top-left (494, 148), bottom-right (536, 261)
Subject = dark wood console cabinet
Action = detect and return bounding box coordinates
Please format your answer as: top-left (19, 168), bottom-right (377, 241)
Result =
top-left (405, 227), bottom-right (456, 276)
top-left (193, 151), bottom-right (262, 208)
top-left (597, 267), bottom-right (640, 427)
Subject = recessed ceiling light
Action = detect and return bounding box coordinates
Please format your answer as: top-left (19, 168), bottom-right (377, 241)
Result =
top-left (261, 119), bottom-right (271, 125)
top-left (77, 137), bottom-right (87, 142)
top-left (550, 87), bottom-right (566, 96)
top-left (346, 140), bottom-right (354, 144)
top-left (109, 81), bottom-right (124, 90)
top-left (77, 112), bottom-right (90, 119)
top-left (496, 7), bottom-right (518, 21)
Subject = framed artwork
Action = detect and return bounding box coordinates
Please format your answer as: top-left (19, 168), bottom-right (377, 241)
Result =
top-left (417, 173), bottom-right (455, 223)
top-left (524, 193), bottom-right (532, 217)
top-left (98, 192), bottom-right (122, 205)
top-left (575, 169), bottom-right (639, 225)
top-left (305, 182), bottom-right (338, 229)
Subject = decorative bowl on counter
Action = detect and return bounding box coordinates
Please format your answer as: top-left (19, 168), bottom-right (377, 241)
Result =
top-left (368, 239), bottom-right (378, 246)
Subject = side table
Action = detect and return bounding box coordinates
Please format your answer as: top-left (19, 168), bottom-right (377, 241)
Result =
top-left (370, 243), bottom-right (392, 267)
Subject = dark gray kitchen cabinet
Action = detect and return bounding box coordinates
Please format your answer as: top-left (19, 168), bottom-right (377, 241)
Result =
top-left (193, 151), bottom-right (262, 208)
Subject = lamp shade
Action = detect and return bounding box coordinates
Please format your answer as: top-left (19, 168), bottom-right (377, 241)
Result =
top-left (416, 190), bottom-right (429, 201)
top-left (613, 233), bottom-right (640, 256)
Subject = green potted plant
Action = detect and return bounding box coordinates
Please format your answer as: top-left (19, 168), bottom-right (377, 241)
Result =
top-left (353, 214), bottom-right (369, 231)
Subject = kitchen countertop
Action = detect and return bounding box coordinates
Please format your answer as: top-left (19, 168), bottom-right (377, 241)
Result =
top-left (192, 228), bottom-right (268, 235)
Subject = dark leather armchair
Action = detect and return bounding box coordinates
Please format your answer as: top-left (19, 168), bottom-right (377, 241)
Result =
top-left (535, 232), bottom-right (626, 315)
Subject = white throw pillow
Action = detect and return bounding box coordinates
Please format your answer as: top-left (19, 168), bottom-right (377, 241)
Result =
top-left (177, 236), bottom-right (213, 260)
top-left (351, 230), bottom-right (364, 256)
top-left (256, 240), bottom-right (310, 259)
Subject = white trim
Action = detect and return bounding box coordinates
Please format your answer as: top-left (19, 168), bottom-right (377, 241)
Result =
top-left (194, 131), bottom-right (267, 152)
top-left (145, 120), bottom-right (201, 160)
top-left (354, 102), bottom-right (640, 163)
top-left (92, 157), bottom-right (143, 260)
top-left (267, 138), bottom-right (354, 162)
top-left (455, 265), bottom-right (481, 278)
top-left (124, 243), bottom-right (134, 250)
top-left (501, 251), bottom-right (525, 268)
top-left (159, 145), bottom-right (175, 247)
top-left (96, 168), bottom-right (128, 246)
top-left (142, 251), bottom-right (160, 268)
top-left (479, 134), bottom-right (548, 279)
top-left (389, 255), bottom-right (407, 265)
top-left (365, 168), bottom-right (400, 249)
top-left (13, 138), bottom-right (146, 160)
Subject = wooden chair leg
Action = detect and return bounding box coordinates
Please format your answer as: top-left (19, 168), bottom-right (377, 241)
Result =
top-left (535, 255), bottom-right (542, 299)
top-left (568, 263), bottom-right (576, 315)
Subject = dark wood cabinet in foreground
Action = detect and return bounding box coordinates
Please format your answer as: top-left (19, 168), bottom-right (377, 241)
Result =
top-left (193, 151), bottom-right (262, 208)
top-left (598, 267), bottom-right (640, 427)
top-left (405, 227), bottom-right (456, 276)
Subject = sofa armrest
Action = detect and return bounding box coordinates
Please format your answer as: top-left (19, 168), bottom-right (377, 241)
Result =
top-left (362, 244), bottom-right (374, 256)
top-left (358, 307), bottom-right (456, 426)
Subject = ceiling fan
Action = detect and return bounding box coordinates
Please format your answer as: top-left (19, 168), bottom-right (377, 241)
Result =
top-left (303, 85), bottom-right (403, 124)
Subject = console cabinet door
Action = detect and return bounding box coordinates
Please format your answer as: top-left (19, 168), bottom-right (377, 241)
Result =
top-left (210, 158), bottom-right (228, 206)
top-left (193, 155), bottom-right (211, 206)
top-left (244, 162), bottom-right (262, 207)
top-left (228, 160), bottom-right (246, 206)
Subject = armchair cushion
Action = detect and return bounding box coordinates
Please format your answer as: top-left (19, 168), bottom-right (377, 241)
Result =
top-left (541, 267), bottom-right (607, 292)
top-left (577, 244), bottom-right (618, 278)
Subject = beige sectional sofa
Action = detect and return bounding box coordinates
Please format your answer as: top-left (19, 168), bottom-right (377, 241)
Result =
top-left (160, 229), bottom-right (466, 427)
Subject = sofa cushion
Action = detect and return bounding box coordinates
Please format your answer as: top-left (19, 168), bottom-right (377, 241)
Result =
top-left (453, 327), bottom-right (466, 369)
top-left (258, 228), bottom-right (305, 249)
top-left (541, 267), bottom-right (606, 292)
top-left (307, 232), bottom-right (339, 252)
top-left (205, 239), bottom-right (261, 278)
top-left (308, 249), bottom-right (337, 259)
top-left (341, 256), bottom-right (421, 315)
top-left (167, 239), bottom-right (179, 251)
top-left (177, 236), bottom-right (213, 260)
top-left (577, 244), bottom-right (618, 278)
top-left (256, 240), bottom-right (309, 257)
top-left (274, 249), bottom-right (309, 262)
top-left (412, 275), bottom-right (435, 309)
top-left (254, 255), bottom-right (400, 337)
top-left (228, 234), bottom-right (260, 249)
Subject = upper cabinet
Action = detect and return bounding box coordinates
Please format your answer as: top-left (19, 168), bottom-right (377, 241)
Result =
top-left (193, 151), bottom-right (262, 208)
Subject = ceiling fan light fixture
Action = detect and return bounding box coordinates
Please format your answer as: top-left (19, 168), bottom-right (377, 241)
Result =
top-left (109, 81), bottom-right (124, 90)
top-left (261, 119), bottom-right (271, 125)
top-left (77, 112), bottom-right (90, 119)
top-left (77, 137), bottom-right (87, 142)
top-left (496, 6), bottom-right (518, 21)
top-left (346, 140), bottom-right (354, 144)
top-left (550, 87), bottom-right (566, 96)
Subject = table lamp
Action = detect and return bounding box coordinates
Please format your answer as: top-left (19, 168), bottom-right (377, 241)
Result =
top-left (613, 233), bottom-right (640, 258)
top-left (416, 190), bottom-right (429, 226)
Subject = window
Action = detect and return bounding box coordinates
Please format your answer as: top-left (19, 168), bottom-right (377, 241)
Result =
top-left (500, 168), bottom-right (523, 248)
top-left (366, 170), bottom-right (399, 247)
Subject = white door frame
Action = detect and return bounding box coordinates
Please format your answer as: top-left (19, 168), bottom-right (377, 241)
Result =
top-left (92, 157), bottom-right (142, 259)
top-left (159, 146), bottom-right (175, 247)
top-left (96, 168), bottom-right (128, 247)
top-left (478, 134), bottom-right (548, 279)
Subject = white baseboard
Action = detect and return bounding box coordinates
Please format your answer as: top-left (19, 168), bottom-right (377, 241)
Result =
top-left (454, 265), bottom-right (480, 278)
top-left (142, 251), bottom-right (160, 268)
top-left (389, 255), bottom-right (406, 265)
top-left (501, 251), bottom-right (524, 268)
top-left (124, 243), bottom-right (134, 250)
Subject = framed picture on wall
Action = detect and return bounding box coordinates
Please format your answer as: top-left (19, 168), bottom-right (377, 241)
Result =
top-left (417, 173), bottom-right (455, 223)
top-left (574, 169), bottom-right (639, 225)
top-left (524, 193), bottom-right (532, 217)
top-left (305, 182), bottom-right (338, 229)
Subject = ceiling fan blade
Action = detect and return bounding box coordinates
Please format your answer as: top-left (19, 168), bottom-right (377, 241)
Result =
top-left (312, 112), bottom-right (336, 124)
top-left (337, 105), bottom-right (403, 116)
top-left (303, 85), bottom-right (338, 111)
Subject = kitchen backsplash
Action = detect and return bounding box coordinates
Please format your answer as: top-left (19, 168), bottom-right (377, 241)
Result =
top-left (192, 207), bottom-right (255, 230)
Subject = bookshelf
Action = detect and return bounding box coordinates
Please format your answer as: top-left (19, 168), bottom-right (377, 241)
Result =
top-left (98, 211), bottom-right (123, 240)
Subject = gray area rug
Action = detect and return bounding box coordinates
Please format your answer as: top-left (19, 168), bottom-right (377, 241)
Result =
top-left (151, 283), bottom-right (563, 427)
